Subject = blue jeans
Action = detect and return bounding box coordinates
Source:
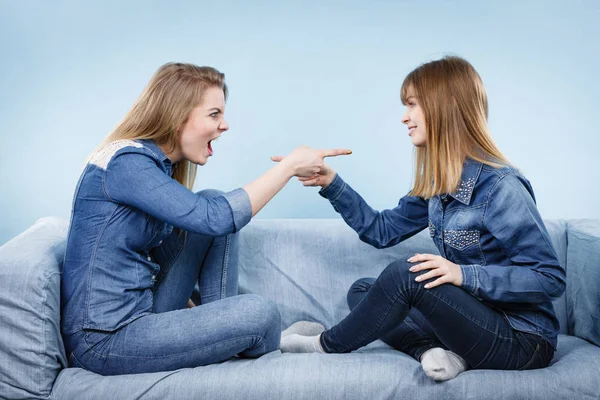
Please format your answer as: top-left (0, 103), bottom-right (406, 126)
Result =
top-left (321, 260), bottom-right (554, 370)
top-left (65, 190), bottom-right (281, 375)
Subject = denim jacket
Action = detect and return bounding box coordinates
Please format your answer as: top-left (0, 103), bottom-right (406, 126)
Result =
top-left (61, 139), bottom-right (252, 335)
top-left (319, 158), bottom-right (566, 349)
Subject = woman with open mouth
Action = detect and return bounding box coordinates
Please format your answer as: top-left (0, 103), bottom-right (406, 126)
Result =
top-left (60, 62), bottom-right (351, 376)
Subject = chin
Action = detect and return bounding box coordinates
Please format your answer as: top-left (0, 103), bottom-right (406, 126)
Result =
top-left (184, 153), bottom-right (208, 165)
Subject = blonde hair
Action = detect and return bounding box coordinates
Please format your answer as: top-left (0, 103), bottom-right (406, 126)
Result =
top-left (401, 56), bottom-right (509, 199)
top-left (99, 62), bottom-right (228, 189)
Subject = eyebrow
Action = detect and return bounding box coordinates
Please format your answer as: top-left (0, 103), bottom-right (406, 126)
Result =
top-left (207, 107), bottom-right (222, 113)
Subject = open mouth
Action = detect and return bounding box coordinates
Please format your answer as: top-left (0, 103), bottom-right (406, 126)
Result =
top-left (207, 136), bottom-right (220, 156)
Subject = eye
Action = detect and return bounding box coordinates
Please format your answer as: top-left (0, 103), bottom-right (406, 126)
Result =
top-left (210, 112), bottom-right (219, 118)
top-left (408, 102), bottom-right (416, 108)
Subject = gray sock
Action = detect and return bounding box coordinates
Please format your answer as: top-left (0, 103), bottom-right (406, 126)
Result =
top-left (420, 348), bottom-right (467, 381)
top-left (281, 321), bottom-right (326, 339)
top-left (280, 334), bottom-right (325, 353)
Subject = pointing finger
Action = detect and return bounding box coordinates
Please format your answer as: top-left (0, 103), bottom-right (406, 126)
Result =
top-left (320, 148), bottom-right (352, 158)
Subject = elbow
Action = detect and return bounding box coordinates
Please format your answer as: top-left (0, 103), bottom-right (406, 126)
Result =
top-left (548, 276), bottom-right (566, 300)
top-left (539, 269), bottom-right (567, 300)
top-left (199, 192), bottom-right (245, 237)
top-left (209, 212), bottom-right (239, 237)
top-left (213, 224), bottom-right (236, 237)
top-left (358, 233), bottom-right (388, 249)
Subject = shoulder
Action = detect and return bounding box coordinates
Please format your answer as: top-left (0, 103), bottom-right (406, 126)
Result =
top-left (88, 140), bottom-right (157, 170)
top-left (480, 163), bottom-right (535, 203)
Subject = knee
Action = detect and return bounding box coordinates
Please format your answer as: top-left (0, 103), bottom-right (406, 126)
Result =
top-left (349, 277), bottom-right (375, 293)
top-left (380, 259), bottom-right (413, 285)
top-left (346, 277), bottom-right (375, 310)
top-left (196, 189), bottom-right (225, 199)
top-left (240, 294), bottom-right (281, 351)
top-left (240, 294), bottom-right (281, 332)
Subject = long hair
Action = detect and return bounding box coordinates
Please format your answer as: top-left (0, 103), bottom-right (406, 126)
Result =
top-left (401, 56), bottom-right (509, 198)
top-left (98, 62), bottom-right (228, 189)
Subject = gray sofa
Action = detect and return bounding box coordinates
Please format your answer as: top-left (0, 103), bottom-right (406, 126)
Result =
top-left (1, 217), bottom-right (599, 399)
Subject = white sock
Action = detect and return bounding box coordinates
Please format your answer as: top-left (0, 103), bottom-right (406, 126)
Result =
top-left (280, 334), bottom-right (325, 353)
top-left (281, 321), bottom-right (326, 339)
top-left (420, 347), bottom-right (467, 381)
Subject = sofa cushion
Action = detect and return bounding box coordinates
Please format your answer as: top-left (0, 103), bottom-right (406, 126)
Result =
top-left (50, 334), bottom-right (600, 400)
top-left (544, 220), bottom-right (569, 335)
top-left (238, 219), bottom-right (438, 328)
top-left (0, 217), bottom-right (68, 400)
top-left (566, 219), bottom-right (600, 345)
top-left (48, 218), bottom-right (598, 400)
top-left (237, 219), bottom-right (570, 333)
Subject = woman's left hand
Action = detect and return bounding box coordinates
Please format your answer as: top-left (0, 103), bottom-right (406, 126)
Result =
top-left (407, 254), bottom-right (463, 289)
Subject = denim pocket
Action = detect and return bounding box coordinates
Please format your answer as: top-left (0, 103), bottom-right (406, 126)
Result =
top-left (444, 229), bottom-right (485, 265)
top-left (444, 230), bottom-right (479, 250)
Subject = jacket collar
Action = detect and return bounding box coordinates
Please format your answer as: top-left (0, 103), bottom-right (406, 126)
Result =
top-left (137, 139), bottom-right (174, 175)
top-left (446, 158), bottom-right (483, 205)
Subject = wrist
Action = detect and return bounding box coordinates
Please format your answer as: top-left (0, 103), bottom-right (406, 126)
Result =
top-left (451, 262), bottom-right (463, 286)
top-left (320, 171), bottom-right (336, 189)
top-left (277, 158), bottom-right (296, 178)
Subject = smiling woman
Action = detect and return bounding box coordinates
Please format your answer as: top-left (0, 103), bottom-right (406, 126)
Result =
top-left (61, 62), bottom-right (351, 376)
top-left (280, 56), bottom-right (565, 383)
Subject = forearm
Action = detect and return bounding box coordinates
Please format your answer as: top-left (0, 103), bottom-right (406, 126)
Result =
top-left (105, 152), bottom-right (252, 235)
top-left (460, 263), bottom-right (566, 303)
top-left (243, 161), bottom-right (295, 217)
top-left (320, 174), bottom-right (428, 248)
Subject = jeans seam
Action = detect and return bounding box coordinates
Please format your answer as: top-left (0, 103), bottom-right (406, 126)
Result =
top-left (403, 318), bottom-right (428, 341)
top-left (221, 235), bottom-right (231, 299)
top-left (69, 351), bottom-right (85, 369)
top-left (338, 288), bottom-right (404, 352)
top-left (105, 334), bottom-right (267, 360)
top-left (469, 335), bottom-right (514, 369)
top-left (83, 332), bottom-right (109, 359)
top-left (155, 231), bottom-right (188, 283)
top-left (518, 343), bottom-right (541, 370)
top-left (415, 286), bottom-right (514, 340)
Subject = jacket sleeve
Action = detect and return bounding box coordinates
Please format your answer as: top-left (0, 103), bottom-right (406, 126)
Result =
top-left (460, 174), bottom-right (566, 303)
top-left (103, 150), bottom-right (251, 236)
top-left (319, 173), bottom-right (429, 248)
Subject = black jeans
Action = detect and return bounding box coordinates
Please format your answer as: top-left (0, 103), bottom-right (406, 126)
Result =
top-left (320, 260), bottom-right (554, 370)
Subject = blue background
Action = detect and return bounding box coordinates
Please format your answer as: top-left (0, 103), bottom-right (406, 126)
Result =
top-left (1, 0), bottom-right (599, 245)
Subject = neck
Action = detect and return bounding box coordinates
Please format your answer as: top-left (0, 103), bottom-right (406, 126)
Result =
top-left (158, 143), bottom-right (181, 163)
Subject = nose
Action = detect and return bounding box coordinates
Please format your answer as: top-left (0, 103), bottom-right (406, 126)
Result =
top-left (401, 109), bottom-right (410, 125)
top-left (220, 119), bottom-right (229, 132)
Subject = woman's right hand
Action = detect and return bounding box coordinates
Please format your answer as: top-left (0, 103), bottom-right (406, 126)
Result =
top-left (271, 145), bottom-right (351, 178)
top-left (297, 163), bottom-right (337, 189)
top-left (244, 146), bottom-right (350, 218)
